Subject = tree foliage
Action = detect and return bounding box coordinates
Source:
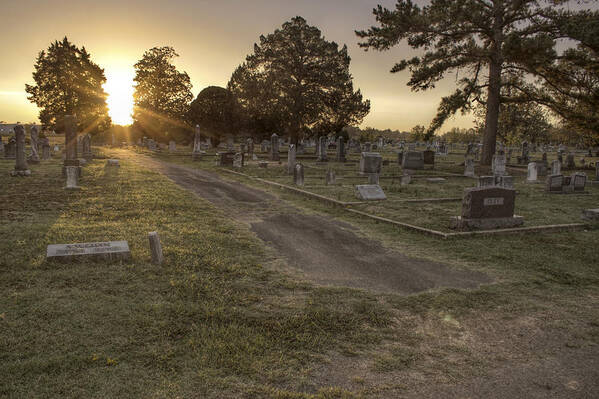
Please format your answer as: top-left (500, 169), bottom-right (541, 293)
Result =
top-left (25, 37), bottom-right (110, 134)
top-left (132, 46), bottom-right (193, 142)
top-left (187, 86), bottom-right (241, 146)
top-left (356, 0), bottom-right (594, 164)
top-left (229, 16), bottom-right (370, 142)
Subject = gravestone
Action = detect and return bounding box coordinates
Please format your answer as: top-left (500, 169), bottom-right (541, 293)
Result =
top-left (29, 126), bottom-right (40, 164)
top-left (360, 152), bottom-right (382, 174)
top-left (325, 169), bottom-right (336, 185)
top-left (64, 166), bottom-right (80, 190)
top-left (287, 144), bottom-right (296, 174)
top-left (498, 175), bottom-right (514, 189)
top-left (4, 137), bottom-right (16, 159)
top-left (582, 209), bottom-right (599, 222)
top-left (507, 148), bottom-right (513, 164)
top-left (527, 162), bottom-right (538, 183)
top-left (46, 241), bottom-right (131, 263)
top-left (402, 151), bottom-right (424, 170)
top-left (368, 173), bottom-right (380, 184)
top-left (565, 153), bottom-right (575, 169)
top-left (400, 173), bottom-right (412, 186)
top-left (427, 178), bottom-right (446, 183)
top-left (216, 151), bottom-right (235, 166)
top-left (551, 160), bottom-right (561, 175)
top-left (259, 162), bottom-right (268, 168)
top-left (247, 137), bottom-right (254, 158)
top-left (464, 158), bottom-right (475, 177)
top-left (270, 133), bottom-right (280, 161)
top-left (293, 163), bottom-right (304, 186)
top-left (397, 151), bottom-right (403, 165)
top-left (63, 115), bottom-right (80, 177)
top-left (192, 125), bottom-right (205, 161)
top-left (0, 136), bottom-right (4, 155)
top-left (572, 173), bottom-right (587, 192)
top-left (546, 174), bottom-right (564, 193)
top-left (450, 187), bottom-right (523, 230)
top-left (478, 176), bottom-right (496, 188)
top-left (596, 162), bottom-right (599, 181)
top-left (106, 159), bottom-right (120, 167)
top-left (355, 185), bottom-right (386, 201)
top-left (535, 161), bottom-right (548, 176)
top-left (317, 136), bottom-right (328, 162)
top-left (336, 137), bottom-right (346, 162)
top-left (82, 134), bottom-right (93, 161)
top-left (147, 139), bottom-right (157, 151)
top-left (422, 150), bottom-right (435, 167)
top-left (41, 138), bottom-right (51, 160)
top-left (233, 152), bottom-right (244, 168)
top-left (492, 154), bottom-right (506, 176)
top-left (148, 232), bottom-right (164, 265)
top-left (169, 141), bottom-right (176, 152)
top-left (11, 125), bottom-right (30, 177)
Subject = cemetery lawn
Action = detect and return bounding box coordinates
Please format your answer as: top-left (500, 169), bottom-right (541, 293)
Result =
top-left (2, 149), bottom-right (599, 398)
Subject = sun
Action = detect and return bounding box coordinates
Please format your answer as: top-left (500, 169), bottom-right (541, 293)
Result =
top-left (104, 70), bottom-right (134, 125)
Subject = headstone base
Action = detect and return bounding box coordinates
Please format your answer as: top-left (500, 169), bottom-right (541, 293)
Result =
top-left (450, 215), bottom-right (524, 230)
top-left (64, 185), bottom-right (81, 191)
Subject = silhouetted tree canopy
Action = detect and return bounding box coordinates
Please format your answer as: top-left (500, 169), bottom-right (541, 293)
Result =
top-left (132, 46), bottom-right (193, 142)
top-left (25, 37), bottom-right (110, 134)
top-left (187, 86), bottom-right (241, 147)
top-left (356, 0), bottom-right (595, 164)
top-left (229, 16), bottom-right (370, 143)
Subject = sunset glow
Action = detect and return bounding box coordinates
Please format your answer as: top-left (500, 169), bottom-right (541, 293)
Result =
top-left (104, 70), bottom-right (134, 125)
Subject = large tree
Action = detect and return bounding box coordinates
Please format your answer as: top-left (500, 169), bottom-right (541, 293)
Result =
top-left (132, 46), bottom-right (193, 142)
top-left (25, 37), bottom-right (110, 134)
top-left (356, 0), bottom-right (592, 165)
top-left (228, 16), bottom-right (370, 143)
top-left (187, 86), bottom-right (241, 146)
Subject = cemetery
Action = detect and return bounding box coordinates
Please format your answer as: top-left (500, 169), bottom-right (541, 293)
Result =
top-left (2, 2), bottom-right (599, 398)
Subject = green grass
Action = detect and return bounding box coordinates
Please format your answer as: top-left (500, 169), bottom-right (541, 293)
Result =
top-left (2, 146), bottom-right (599, 397)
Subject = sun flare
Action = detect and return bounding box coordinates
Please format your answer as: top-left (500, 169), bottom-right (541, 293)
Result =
top-left (104, 70), bottom-right (134, 125)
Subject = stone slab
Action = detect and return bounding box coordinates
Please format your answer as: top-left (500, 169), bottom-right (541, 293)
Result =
top-left (450, 215), bottom-right (524, 230)
top-left (47, 241), bottom-right (131, 263)
top-left (582, 209), bottom-right (599, 221)
top-left (355, 184), bottom-right (386, 201)
top-left (426, 178), bottom-right (446, 183)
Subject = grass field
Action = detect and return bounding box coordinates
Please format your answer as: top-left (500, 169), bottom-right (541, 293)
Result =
top-left (2, 146), bottom-right (599, 398)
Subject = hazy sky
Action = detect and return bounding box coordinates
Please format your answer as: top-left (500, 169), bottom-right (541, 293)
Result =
top-left (0, 0), bottom-right (475, 130)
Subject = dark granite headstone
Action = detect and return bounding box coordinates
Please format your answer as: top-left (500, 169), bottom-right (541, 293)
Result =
top-left (423, 150), bottom-right (435, 165)
top-left (217, 151), bottom-right (235, 166)
top-left (462, 187), bottom-right (516, 219)
top-left (402, 151), bottom-right (424, 169)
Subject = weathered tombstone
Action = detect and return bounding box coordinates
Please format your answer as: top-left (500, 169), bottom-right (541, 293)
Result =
top-left (527, 162), bottom-right (538, 183)
top-left (270, 133), bottom-right (280, 161)
top-left (317, 136), bottom-right (328, 162)
top-left (368, 173), bottom-right (380, 184)
top-left (41, 138), bottom-right (51, 160)
top-left (148, 232), bottom-right (164, 265)
top-left (542, 152), bottom-right (548, 163)
top-left (355, 184), bottom-right (386, 201)
top-left (551, 160), bottom-right (561, 175)
top-left (336, 137), bottom-right (346, 162)
top-left (64, 166), bottom-right (80, 190)
top-left (106, 159), bottom-right (120, 167)
top-left (360, 152), bottom-right (382, 174)
top-left (46, 241), bottom-right (131, 263)
top-left (546, 174), bottom-right (564, 193)
top-left (397, 151), bottom-right (403, 165)
top-left (287, 144), bottom-right (296, 174)
top-left (422, 150), bottom-right (435, 167)
top-left (29, 126), bottom-right (40, 164)
top-left (572, 173), bottom-right (587, 192)
top-left (478, 176), bottom-right (496, 188)
top-left (565, 153), bottom-right (575, 169)
top-left (450, 187), bottom-right (523, 230)
top-left (4, 137), bottom-right (16, 159)
top-left (216, 151), bottom-right (235, 166)
top-left (226, 137), bottom-right (235, 151)
top-left (596, 162), bottom-right (599, 181)
top-left (169, 140), bottom-right (176, 152)
top-left (82, 134), bottom-right (93, 161)
top-left (498, 175), bottom-right (514, 189)
top-left (63, 115), bottom-right (80, 176)
top-left (293, 163), bottom-right (304, 186)
top-left (192, 125), bottom-right (205, 161)
top-left (582, 209), bottom-right (599, 221)
top-left (0, 136), bottom-right (4, 155)
top-left (402, 151), bottom-right (424, 170)
top-left (77, 134), bottom-right (84, 155)
top-left (147, 139), bottom-right (157, 151)
top-left (325, 169), bottom-right (336, 185)
top-left (464, 158), bottom-right (475, 177)
top-left (233, 152), bottom-right (244, 168)
top-left (492, 154), bottom-right (506, 176)
top-left (11, 125), bottom-right (30, 177)
top-left (400, 173), bottom-right (412, 186)
top-left (246, 137), bottom-right (254, 158)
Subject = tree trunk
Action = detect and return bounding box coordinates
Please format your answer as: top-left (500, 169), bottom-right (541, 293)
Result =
top-left (482, 60), bottom-right (501, 165)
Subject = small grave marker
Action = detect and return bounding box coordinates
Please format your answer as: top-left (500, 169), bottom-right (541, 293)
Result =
top-left (47, 241), bottom-right (131, 263)
top-left (355, 184), bottom-right (386, 201)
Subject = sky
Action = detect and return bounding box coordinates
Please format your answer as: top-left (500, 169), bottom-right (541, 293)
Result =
top-left (0, 0), bottom-right (476, 131)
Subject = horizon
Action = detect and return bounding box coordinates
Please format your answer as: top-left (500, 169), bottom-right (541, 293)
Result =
top-left (0, 0), bottom-right (476, 132)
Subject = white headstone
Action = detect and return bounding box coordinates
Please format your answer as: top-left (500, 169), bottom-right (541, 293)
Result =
top-left (47, 241), bottom-right (130, 262)
top-left (527, 162), bottom-right (538, 182)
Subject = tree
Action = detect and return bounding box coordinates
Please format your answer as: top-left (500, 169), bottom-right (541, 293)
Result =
top-left (132, 47), bottom-right (193, 142)
top-left (229, 16), bottom-right (370, 143)
top-left (187, 86), bottom-right (241, 147)
top-left (25, 37), bottom-right (110, 134)
top-left (410, 125), bottom-right (426, 141)
top-left (356, 0), bottom-right (592, 165)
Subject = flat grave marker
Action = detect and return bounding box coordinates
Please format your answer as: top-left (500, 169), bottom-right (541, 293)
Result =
top-left (47, 241), bottom-right (131, 263)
